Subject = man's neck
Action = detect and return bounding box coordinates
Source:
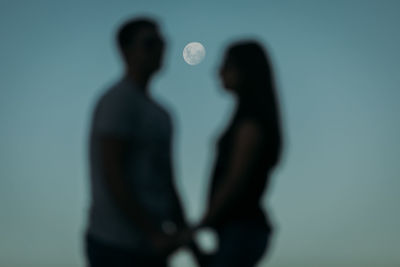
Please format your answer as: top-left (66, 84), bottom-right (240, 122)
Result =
top-left (125, 69), bottom-right (151, 93)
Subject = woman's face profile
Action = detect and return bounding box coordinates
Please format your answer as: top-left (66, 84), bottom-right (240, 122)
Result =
top-left (219, 55), bottom-right (241, 92)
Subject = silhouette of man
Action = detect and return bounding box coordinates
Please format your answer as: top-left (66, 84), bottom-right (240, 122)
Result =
top-left (85, 18), bottom-right (187, 267)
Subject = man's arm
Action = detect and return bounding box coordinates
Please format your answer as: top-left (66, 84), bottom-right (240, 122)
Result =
top-left (165, 134), bottom-right (209, 265)
top-left (100, 137), bottom-right (170, 246)
top-left (168, 170), bottom-right (187, 229)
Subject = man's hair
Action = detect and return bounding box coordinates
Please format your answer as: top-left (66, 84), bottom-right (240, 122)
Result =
top-left (117, 18), bottom-right (158, 51)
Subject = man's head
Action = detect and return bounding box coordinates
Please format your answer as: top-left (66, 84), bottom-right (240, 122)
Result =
top-left (117, 18), bottom-right (165, 75)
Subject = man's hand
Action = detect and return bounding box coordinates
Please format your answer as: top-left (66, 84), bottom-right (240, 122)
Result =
top-left (150, 231), bottom-right (181, 257)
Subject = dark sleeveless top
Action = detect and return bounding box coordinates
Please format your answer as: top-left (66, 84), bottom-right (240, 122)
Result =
top-left (208, 100), bottom-right (280, 230)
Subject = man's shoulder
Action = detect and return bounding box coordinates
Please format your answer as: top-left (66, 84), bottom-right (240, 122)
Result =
top-left (101, 80), bottom-right (132, 101)
top-left (90, 80), bottom-right (144, 135)
top-left (97, 80), bottom-right (141, 110)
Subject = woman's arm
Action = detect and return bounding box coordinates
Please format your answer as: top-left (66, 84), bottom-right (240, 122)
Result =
top-left (199, 119), bottom-right (265, 227)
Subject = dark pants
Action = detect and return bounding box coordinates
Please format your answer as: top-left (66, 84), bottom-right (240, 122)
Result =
top-left (85, 234), bottom-right (168, 267)
top-left (207, 220), bottom-right (271, 267)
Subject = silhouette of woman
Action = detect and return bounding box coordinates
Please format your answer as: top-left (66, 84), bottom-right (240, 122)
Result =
top-left (197, 41), bottom-right (283, 267)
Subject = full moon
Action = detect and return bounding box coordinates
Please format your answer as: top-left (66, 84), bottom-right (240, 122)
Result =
top-left (183, 42), bottom-right (206, 65)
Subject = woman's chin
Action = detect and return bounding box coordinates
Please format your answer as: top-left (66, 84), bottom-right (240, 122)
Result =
top-left (222, 85), bottom-right (233, 92)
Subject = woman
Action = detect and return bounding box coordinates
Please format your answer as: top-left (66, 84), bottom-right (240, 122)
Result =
top-left (197, 41), bottom-right (283, 267)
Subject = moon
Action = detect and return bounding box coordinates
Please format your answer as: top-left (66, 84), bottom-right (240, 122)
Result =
top-left (183, 42), bottom-right (206, 65)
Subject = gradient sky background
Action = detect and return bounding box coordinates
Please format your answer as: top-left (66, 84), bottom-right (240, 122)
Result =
top-left (1, 0), bottom-right (399, 266)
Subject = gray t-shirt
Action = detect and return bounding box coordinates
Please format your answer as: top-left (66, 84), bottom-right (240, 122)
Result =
top-left (86, 78), bottom-right (178, 249)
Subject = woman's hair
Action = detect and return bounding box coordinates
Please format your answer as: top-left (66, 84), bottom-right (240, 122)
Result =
top-left (225, 41), bottom-right (273, 98)
top-left (226, 41), bottom-right (283, 166)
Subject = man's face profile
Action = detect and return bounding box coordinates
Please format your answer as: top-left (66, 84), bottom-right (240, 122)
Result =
top-left (129, 27), bottom-right (165, 73)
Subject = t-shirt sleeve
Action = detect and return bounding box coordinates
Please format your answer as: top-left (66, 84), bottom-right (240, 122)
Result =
top-left (94, 93), bottom-right (139, 139)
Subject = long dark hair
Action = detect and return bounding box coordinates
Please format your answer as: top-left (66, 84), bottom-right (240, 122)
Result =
top-left (226, 41), bottom-right (283, 166)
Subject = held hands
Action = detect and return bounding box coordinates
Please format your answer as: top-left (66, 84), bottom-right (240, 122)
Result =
top-left (150, 223), bottom-right (213, 267)
top-left (176, 226), bottom-right (213, 267)
top-left (148, 224), bottom-right (195, 257)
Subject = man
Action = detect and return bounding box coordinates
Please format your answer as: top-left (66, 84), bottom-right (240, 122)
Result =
top-left (85, 18), bottom-right (187, 267)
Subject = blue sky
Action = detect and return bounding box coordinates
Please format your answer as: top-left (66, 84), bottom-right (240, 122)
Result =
top-left (1, 0), bottom-right (399, 266)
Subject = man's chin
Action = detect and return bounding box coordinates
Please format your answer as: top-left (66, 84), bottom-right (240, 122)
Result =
top-left (152, 63), bottom-right (163, 73)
